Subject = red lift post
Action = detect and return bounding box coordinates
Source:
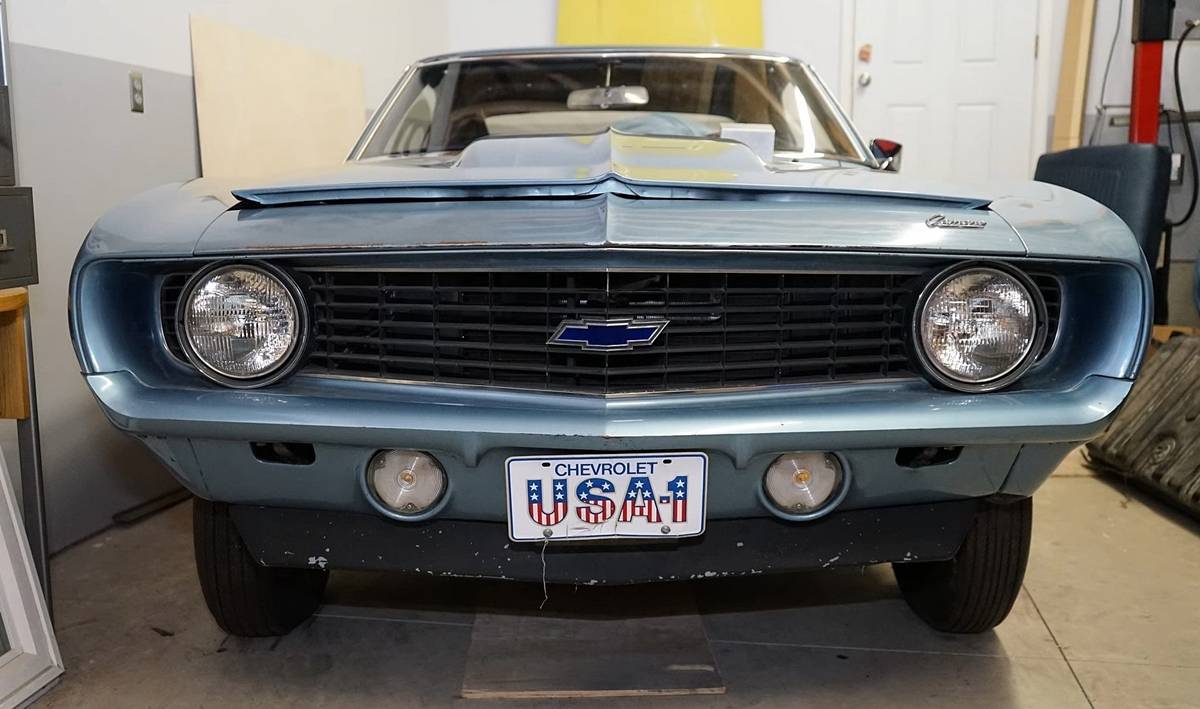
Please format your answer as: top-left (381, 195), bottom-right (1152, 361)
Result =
top-left (1130, 41), bottom-right (1165, 142)
top-left (1129, 0), bottom-right (1176, 143)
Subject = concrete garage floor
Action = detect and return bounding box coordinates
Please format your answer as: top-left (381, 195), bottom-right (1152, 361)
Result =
top-left (37, 450), bottom-right (1200, 708)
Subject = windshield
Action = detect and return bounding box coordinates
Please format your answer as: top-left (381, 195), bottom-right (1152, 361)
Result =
top-left (357, 54), bottom-right (866, 162)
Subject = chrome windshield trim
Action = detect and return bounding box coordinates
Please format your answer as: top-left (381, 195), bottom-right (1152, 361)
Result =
top-left (414, 47), bottom-right (801, 66)
top-left (350, 62), bottom-right (418, 160)
top-left (801, 63), bottom-right (874, 165)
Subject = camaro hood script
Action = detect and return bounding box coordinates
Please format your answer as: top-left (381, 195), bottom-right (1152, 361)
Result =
top-left (926, 214), bottom-right (987, 229)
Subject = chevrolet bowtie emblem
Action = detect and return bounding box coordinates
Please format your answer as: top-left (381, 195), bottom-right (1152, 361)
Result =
top-left (547, 318), bottom-right (669, 351)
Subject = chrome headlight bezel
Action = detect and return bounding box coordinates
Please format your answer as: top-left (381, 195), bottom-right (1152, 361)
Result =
top-left (913, 262), bottom-right (1047, 393)
top-left (175, 261), bottom-right (309, 388)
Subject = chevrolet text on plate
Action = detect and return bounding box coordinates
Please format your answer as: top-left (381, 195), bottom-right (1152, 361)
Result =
top-left (506, 453), bottom-right (707, 541)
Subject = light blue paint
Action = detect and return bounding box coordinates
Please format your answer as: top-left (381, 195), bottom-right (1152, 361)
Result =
top-left (68, 49), bottom-right (1152, 536)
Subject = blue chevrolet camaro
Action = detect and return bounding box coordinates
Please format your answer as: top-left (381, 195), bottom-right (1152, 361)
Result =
top-left (69, 47), bottom-right (1150, 636)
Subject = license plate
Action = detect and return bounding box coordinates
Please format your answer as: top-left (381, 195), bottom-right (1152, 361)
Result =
top-left (505, 452), bottom-right (708, 542)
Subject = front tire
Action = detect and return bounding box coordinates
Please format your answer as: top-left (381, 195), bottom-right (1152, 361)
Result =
top-left (893, 497), bottom-right (1032, 633)
top-left (193, 498), bottom-right (328, 637)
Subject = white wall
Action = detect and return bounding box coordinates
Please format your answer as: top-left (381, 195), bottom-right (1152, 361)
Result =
top-left (7, 0), bottom-right (448, 109)
top-left (446, 0), bottom-right (556, 53)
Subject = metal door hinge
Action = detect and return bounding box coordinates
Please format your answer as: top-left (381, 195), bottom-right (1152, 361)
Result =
top-left (130, 71), bottom-right (144, 113)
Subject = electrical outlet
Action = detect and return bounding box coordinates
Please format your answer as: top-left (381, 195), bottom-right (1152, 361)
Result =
top-left (129, 71), bottom-right (144, 113)
top-left (1171, 152), bottom-right (1185, 185)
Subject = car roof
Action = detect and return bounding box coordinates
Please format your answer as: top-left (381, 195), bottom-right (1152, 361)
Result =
top-left (415, 46), bottom-right (804, 66)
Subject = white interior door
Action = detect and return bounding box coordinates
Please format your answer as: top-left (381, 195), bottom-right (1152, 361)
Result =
top-left (851, 0), bottom-right (1039, 183)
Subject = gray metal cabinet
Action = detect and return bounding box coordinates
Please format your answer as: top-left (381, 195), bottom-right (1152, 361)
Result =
top-left (0, 187), bottom-right (35, 289)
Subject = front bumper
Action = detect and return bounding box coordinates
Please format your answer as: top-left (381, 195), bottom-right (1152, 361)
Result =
top-left (89, 370), bottom-right (1126, 519)
top-left (232, 499), bottom-right (980, 583)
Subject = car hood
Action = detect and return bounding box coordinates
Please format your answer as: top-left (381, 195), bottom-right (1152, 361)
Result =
top-left (225, 130), bottom-right (993, 208)
top-left (80, 130), bottom-right (1144, 267)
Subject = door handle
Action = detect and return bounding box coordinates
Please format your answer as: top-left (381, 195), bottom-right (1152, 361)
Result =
top-left (857, 72), bottom-right (872, 88)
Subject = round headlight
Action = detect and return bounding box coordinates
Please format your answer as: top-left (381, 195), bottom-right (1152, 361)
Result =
top-left (180, 264), bottom-right (303, 385)
top-left (917, 266), bottom-right (1042, 391)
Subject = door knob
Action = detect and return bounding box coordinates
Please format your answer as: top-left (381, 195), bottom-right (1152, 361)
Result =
top-left (857, 72), bottom-right (872, 87)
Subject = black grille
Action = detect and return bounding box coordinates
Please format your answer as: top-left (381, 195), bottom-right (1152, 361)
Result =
top-left (159, 267), bottom-right (1065, 394)
top-left (160, 273), bottom-right (190, 360)
top-left (1029, 273), bottom-right (1062, 359)
top-left (301, 270), bottom-right (913, 394)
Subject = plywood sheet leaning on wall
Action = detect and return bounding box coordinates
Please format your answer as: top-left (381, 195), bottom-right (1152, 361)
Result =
top-left (189, 15), bottom-right (366, 179)
top-left (1051, 0), bottom-right (1096, 151)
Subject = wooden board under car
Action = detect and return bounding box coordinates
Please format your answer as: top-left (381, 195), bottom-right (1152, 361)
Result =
top-left (1086, 334), bottom-right (1200, 517)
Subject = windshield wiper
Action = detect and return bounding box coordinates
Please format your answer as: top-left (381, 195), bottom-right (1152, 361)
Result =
top-left (773, 152), bottom-right (873, 167)
top-left (374, 150), bottom-right (466, 164)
